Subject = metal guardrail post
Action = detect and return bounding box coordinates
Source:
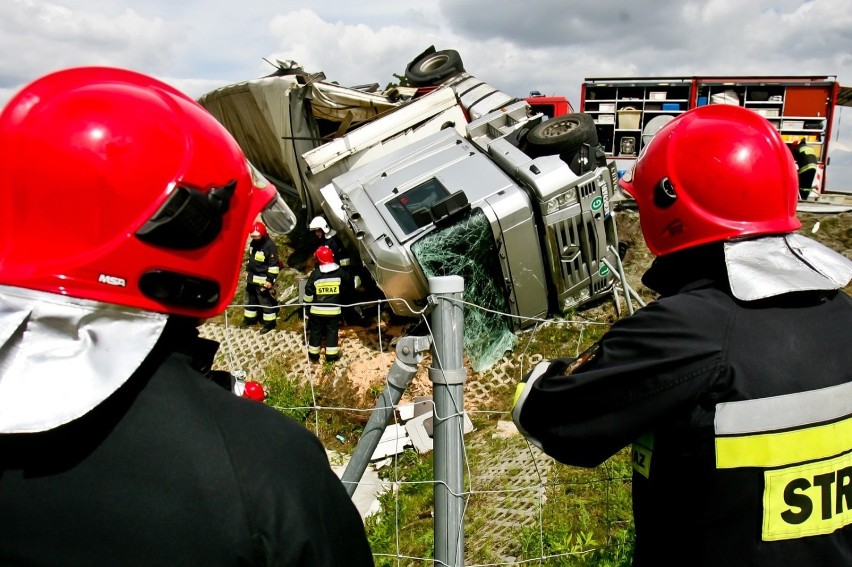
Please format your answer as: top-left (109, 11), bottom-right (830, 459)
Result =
top-left (341, 335), bottom-right (430, 497)
top-left (428, 276), bottom-right (466, 567)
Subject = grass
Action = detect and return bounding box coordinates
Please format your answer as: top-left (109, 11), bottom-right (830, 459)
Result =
top-left (358, 441), bottom-right (635, 564)
top-left (260, 357), bottom-right (378, 452)
top-left (512, 454), bottom-right (635, 565)
top-left (365, 450), bottom-right (437, 565)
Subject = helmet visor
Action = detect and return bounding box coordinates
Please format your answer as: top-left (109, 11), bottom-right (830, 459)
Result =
top-left (261, 196), bottom-right (296, 234)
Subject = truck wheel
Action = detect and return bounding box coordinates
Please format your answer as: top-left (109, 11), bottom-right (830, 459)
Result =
top-left (405, 47), bottom-right (465, 86)
top-left (525, 113), bottom-right (598, 155)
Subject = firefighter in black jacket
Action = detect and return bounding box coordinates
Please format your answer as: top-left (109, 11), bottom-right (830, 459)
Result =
top-left (512, 105), bottom-right (852, 566)
top-left (309, 215), bottom-right (365, 324)
top-left (242, 221), bottom-right (280, 334)
top-left (0, 68), bottom-right (374, 566)
top-left (790, 138), bottom-right (820, 200)
top-left (304, 245), bottom-right (353, 362)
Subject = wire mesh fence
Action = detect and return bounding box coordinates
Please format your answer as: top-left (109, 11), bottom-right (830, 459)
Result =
top-left (201, 291), bottom-right (634, 566)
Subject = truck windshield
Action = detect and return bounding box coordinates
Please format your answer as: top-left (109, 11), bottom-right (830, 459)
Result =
top-left (385, 178), bottom-right (450, 235)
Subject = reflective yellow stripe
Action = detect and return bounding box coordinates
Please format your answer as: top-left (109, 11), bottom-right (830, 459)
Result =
top-left (714, 385), bottom-right (852, 542)
top-left (268, 266), bottom-right (280, 275)
top-left (512, 383), bottom-right (525, 410)
top-left (762, 450), bottom-right (852, 541)
top-left (716, 415), bottom-right (852, 469)
top-left (311, 305), bottom-right (341, 316)
top-left (253, 251), bottom-right (265, 261)
top-left (251, 275), bottom-right (267, 285)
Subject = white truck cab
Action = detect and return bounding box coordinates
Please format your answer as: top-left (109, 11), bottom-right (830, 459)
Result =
top-left (327, 99), bottom-right (619, 328)
top-left (200, 46), bottom-right (620, 328)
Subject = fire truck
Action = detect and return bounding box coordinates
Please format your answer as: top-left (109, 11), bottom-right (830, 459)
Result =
top-left (580, 75), bottom-right (852, 201)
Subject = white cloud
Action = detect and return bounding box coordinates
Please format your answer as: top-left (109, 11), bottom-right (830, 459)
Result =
top-left (263, 9), bottom-right (454, 90)
top-left (0, 0), bottom-right (174, 88)
top-left (1, 0), bottom-right (851, 191)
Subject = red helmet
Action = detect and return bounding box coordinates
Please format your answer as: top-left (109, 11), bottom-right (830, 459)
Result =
top-left (619, 104), bottom-right (800, 256)
top-left (250, 222), bottom-right (268, 238)
top-left (315, 245), bottom-right (335, 265)
top-left (0, 67), bottom-right (294, 318)
top-left (242, 380), bottom-right (266, 402)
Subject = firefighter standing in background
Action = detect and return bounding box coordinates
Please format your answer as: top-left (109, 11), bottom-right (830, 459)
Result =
top-left (308, 215), bottom-right (364, 324)
top-left (791, 138), bottom-right (819, 200)
top-left (0, 67), bottom-right (374, 565)
top-left (304, 245), bottom-right (353, 363)
top-left (512, 105), bottom-right (852, 566)
top-left (242, 221), bottom-right (280, 335)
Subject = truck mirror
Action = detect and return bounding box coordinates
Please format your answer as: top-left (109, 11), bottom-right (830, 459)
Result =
top-left (412, 208), bottom-right (433, 229)
top-left (431, 191), bottom-right (470, 228)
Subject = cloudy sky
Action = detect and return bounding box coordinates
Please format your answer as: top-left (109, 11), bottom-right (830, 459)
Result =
top-left (3, 0), bottom-right (852, 189)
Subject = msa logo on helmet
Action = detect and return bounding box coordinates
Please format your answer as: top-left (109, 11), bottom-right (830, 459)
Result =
top-left (98, 274), bottom-right (127, 287)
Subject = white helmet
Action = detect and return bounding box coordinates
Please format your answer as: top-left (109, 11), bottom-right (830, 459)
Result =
top-left (308, 216), bottom-right (330, 235)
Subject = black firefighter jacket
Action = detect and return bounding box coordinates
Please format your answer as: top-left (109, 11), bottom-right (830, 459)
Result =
top-left (513, 247), bottom-right (852, 566)
top-left (246, 236), bottom-right (280, 287)
top-left (0, 319), bottom-right (374, 566)
top-left (304, 265), bottom-right (353, 318)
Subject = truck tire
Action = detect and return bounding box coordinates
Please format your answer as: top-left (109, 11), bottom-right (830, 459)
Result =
top-left (405, 47), bottom-right (465, 86)
top-left (525, 113), bottom-right (598, 155)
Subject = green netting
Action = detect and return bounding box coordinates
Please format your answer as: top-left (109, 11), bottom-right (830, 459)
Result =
top-left (412, 210), bottom-right (517, 372)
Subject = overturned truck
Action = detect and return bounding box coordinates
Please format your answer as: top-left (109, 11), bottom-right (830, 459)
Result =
top-left (199, 47), bottom-right (621, 365)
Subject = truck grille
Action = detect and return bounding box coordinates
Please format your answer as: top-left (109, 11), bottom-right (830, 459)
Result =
top-left (545, 175), bottom-right (618, 311)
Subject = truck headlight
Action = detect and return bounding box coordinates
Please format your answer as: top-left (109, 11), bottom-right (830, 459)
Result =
top-left (544, 187), bottom-right (577, 214)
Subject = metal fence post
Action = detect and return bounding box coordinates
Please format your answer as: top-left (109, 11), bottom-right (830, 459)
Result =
top-left (429, 276), bottom-right (466, 567)
top-left (341, 336), bottom-right (431, 497)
